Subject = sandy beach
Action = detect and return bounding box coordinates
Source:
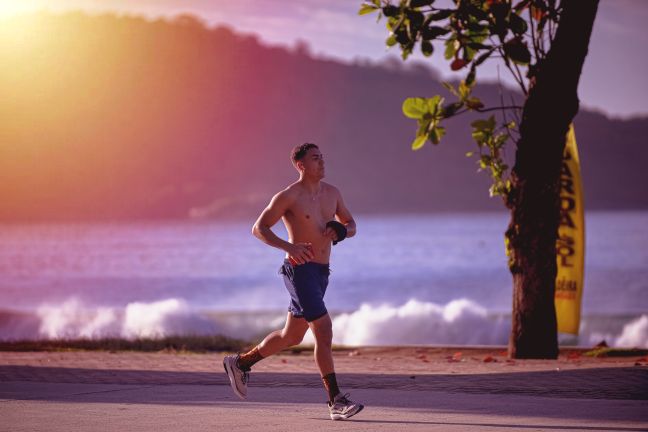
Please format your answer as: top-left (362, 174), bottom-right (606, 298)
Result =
top-left (1, 346), bottom-right (646, 376)
top-left (1, 347), bottom-right (647, 431)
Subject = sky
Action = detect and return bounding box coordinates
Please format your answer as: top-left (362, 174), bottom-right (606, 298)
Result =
top-left (0, 0), bottom-right (646, 119)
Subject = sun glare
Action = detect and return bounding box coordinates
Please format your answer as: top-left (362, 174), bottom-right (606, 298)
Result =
top-left (0, 1), bottom-right (39, 19)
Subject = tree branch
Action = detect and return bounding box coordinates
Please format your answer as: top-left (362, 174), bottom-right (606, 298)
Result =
top-left (451, 105), bottom-right (523, 118)
top-left (512, 62), bottom-right (528, 95)
top-left (529, 7), bottom-right (541, 61)
top-left (496, 45), bottom-right (527, 95)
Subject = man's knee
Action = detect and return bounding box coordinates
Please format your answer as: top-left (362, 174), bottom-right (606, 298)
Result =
top-left (310, 314), bottom-right (333, 343)
top-left (282, 327), bottom-right (307, 347)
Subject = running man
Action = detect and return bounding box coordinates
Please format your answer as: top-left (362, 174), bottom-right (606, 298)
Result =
top-left (223, 143), bottom-right (364, 421)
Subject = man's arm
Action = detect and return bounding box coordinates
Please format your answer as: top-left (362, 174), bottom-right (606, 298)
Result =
top-left (324, 187), bottom-right (356, 243)
top-left (335, 189), bottom-right (356, 238)
top-left (252, 191), bottom-right (314, 264)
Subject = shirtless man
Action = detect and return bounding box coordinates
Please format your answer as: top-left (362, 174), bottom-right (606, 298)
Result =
top-left (223, 143), bottom-right (364, 421)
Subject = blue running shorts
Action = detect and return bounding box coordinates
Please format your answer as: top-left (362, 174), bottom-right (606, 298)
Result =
top-left (279, 260), bottom-right (330, 322)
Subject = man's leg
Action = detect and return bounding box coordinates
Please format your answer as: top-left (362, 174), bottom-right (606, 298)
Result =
top-left (308, 313), bottom-right (338, 399)
top-left (237, 312), bottom-right (308, 371)
top-left (223, 312), bottom-right (308, 400)
top-left (309, 313), bottom-right (364, 420)
top-left (257, 312), bottom-right (309, 358)
top-left (308, 313), bottom-right (334, 376)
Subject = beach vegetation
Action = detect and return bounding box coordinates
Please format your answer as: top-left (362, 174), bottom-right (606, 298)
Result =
top-left (0, 335), bottom-right (249, 353)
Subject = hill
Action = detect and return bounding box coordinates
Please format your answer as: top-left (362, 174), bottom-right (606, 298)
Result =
top-left (1, 12), bottom-right (646, 221)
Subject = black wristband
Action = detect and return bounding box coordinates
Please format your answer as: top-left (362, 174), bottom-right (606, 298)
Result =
top-left (326, 220), bottom-right (347, 245)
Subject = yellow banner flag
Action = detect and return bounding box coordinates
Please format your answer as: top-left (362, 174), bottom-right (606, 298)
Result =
top-left (555, 125), bottom-right (585, 334)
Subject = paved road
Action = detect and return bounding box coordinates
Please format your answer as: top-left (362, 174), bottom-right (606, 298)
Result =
top-left (1, 362), bottom-right (647, 431)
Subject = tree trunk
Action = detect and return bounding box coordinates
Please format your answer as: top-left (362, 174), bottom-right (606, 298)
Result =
top-left (506, 0), bottom-right (599, 359)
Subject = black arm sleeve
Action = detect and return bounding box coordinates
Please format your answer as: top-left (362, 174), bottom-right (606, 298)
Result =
top-left (326, 220), bottom-right (347, 245)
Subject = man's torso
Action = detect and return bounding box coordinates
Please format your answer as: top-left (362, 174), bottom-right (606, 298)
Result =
top-left (282, 182), bottom-right (337, 264)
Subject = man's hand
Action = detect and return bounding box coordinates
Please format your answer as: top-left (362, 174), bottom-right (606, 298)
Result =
top-left (324, 220), bottom-right (347, 245)
top-left (323, 226), bottom-right (339, 243)
top-left (286, 242), bottom-right (314, 265)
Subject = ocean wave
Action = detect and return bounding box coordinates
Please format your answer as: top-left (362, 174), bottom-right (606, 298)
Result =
top-left (303, 298), bottom-right (510, 346)
top-left (1, 298), bottom-right (647, 349)
top-left (615, 315), bottom-right (648, 348)
top-left (36, 298), bottom-right (216, 339)
top-left (0, 298), bottom-right (281, 341)
top-left (587, 314), bottom-right (648, 349)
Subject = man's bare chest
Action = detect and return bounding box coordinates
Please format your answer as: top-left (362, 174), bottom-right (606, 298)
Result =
top-left (287, 196), bottom-right (336, 225)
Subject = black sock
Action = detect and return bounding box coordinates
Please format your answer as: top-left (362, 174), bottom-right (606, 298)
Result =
top-left (237, 346), bottom-right (264, 371)
top-left (322, 373), bottom-right (340, 403)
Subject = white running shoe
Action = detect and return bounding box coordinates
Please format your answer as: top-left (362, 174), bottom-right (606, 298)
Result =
top-left (328, 393), bottom-right (364, 420)
top-left (223, 354), bottom-right (248, 400)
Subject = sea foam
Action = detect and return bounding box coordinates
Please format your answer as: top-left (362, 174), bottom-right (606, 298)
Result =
top-left (303, 298), bottom-right (510, 346)
top-left (615, 315), bottom-right (648, 348)
top-left (1, 298), bottom-right (647, 349)
top-left (35, 298), bottom-right (216, 339)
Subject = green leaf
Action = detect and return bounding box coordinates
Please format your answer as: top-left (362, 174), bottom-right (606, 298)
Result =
top-left (509, 12), bottom-right (528, 35)
top-left (421, 40), bottom-right (434, 57)
top-left (411, 135), bottom-right (427, 151)
top-left (504, 38), bottom-right (531, 65)
top-left (386, 34), bottom-right (397, 47)
top-left (416, 118), bottom-right (432, 136)
top-left (429, 9), bottom-right (453, 21)
top-left (465, 67), bottom-right (476, 86)
top-left (471, 115), bottom-right (496, 132)
top-left (489, 184), bottom-right (498, 197)
top-left (422, 25), bottom-right (450, 40)
top-left (458, 80), bottom-right (471, 99)
top-left (472, 131), bottom-right (486, 142)
top-left (428, 126), bottom-right (446, 145)
top-left (437, 126), bottom-right (446, 141)
top-left (493, 134), bottom-right (508, 148)
top-left (401, 44), bottom-right (413, 60)
top-left (479, 155), bottom-right (491, 169)
top-left (442, 102), bottom-right (463, 118)
top-left (471, 119), bottom-right (491, 130)
top-left (410, 0), bottom-right (434, 7)
top-left (473, 48), bottom-right (494, 66)
top-left (402, 97), bottom-right (429, 119)
top-left (427, 95), bottom-right (443, 115)
top-left (466, 3), bottom-right (489, 21)
top-left (467, 42), bottom-right (489, 50)
top-left (395, 28), bottom-right (409, 45)
top-left (487, 115), bottom-right (496, 129)
top-left (406, 10), bottom-right (425, 29)
top-left (358, 4), bottom-right (379, 16)
top-left (466, 21), bottom-right (488, 34)
top-left (382, 5), bottom-right (400, 17)
top-left (386, 16), bottom-right (399, 31)
top-left (444, 38), bottom-right (458, 60)
top-left (465, 97), bottom-right (484, 110)
top-left (464, 45), bottom-right (477, 62)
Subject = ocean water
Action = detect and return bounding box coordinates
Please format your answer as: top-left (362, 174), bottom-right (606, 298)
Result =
top-left (0, 212), bottom-right (646, 347)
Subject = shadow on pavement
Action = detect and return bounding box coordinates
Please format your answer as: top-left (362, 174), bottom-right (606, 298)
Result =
top-left (312, 418), bottom-right (648, 431)
top-left (1, 365), bottom-right (647, 425)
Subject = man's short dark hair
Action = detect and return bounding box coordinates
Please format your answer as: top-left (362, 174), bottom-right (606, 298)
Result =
top-left (291, 143), bottom-right (319, 163)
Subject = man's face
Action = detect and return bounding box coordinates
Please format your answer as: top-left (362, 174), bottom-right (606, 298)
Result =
top-left (298, 148), bottom-right (325, 178)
